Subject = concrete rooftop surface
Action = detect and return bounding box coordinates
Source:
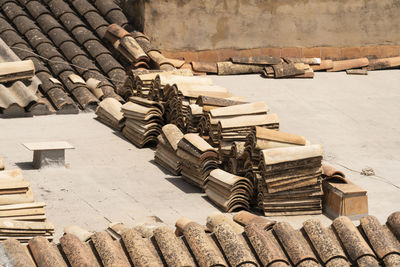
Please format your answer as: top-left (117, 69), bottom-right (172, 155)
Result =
top-left (0, 71), bottom-right (399, 241)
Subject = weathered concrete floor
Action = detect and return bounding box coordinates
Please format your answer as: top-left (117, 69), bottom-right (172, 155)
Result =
top-left (0, 70), bottom-right (399, 240)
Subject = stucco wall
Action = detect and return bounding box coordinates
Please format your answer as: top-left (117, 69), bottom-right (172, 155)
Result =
top-left (122, 0), bottom-right (400, 51)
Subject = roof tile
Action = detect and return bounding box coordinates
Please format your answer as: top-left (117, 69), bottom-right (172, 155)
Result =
top-left (333, 216), bottom-right (380, 266)
top-left (245, 223), bottom-right (290, 267)
top-left (214, 223), bottom-right (257, 266)
top-left (91, 231), bottom-right (131, 267)
top-left (121, 228), bottom-right (164, 266)
top-left (2, 238), bottom-right (35, 267)
top-left (273, 222), bottom-right (320, 266)
top-left (59, 234), bottom-right (100, 267)
top-left (153, 226), bottom-right (196, 266)
top-left (29, 236), bottom-right (68, 267)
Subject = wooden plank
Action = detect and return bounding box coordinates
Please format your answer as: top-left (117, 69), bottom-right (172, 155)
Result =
top-left (0, 235), bottom-right (52, 240)
top-left (0, 181), bottom-right (30, 190)
top-left (0, 189), bottom-right (27, 195)
top-left (0, 202), bottom-right (46, 212)
top-left (0, 208), bottom-right (45, 217)
top-left (4, 215), bottom-right (46, 221)
top-left (0, 220), bottom-right (54, 230)
top-left (0, 229), bottom-right (48, 234)
top-left (0, 188), bottom-right (34, 205)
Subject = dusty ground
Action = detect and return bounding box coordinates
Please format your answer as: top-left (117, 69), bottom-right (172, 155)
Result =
top-left (0, 70), bottom-right (399, 240)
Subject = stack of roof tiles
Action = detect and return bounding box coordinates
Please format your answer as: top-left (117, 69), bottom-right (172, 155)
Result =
top-left (225, 141), bottom-right (247, 176)
top-left (1, 211), bottom-right (399, 266)
top-left (185, 103), bottom-right (203, 133)
top-left (243, 127), bottom-right (309, 175)
top-left (0, 169), bottom-right (54, 241)
top-left (204, 169), bottom-right (254, 212)
top-left (121, 96), bottom-right (164, 147)
top-left (176, 133), bottom-right (219, 188)
top-left (120, 69), bottom-right (192, 101)
top-left (95, 97), bottom-right (124, 130)
top-left (257, 144), bottom-right (324, 216)
top-left (204, 101), bottom-right (278, 146)
top-left (0, 0), bottom-right (131, 114)
top-left (154, 124), bottom-right (184, 176)
top-left (105, 24), bottom-right (150, 69)
top-left (162, 75), bottom-right (230, 130)
top-left (0, 38), bottom-right (55, 117)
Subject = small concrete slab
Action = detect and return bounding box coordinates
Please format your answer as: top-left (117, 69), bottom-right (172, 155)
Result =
top-left (22, 141), bottom-right (74, 169)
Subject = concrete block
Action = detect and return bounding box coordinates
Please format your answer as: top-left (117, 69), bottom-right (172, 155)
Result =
top-left (23, 141), bottom-right (74, 169)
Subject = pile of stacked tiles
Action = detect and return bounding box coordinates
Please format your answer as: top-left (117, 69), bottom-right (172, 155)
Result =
top-left (0, 41), bottom-right (53, 117)
top-left (185, 104), bottom-right (203, 133)
top-left (176, 134), bottom-right (219, 188)
top-left (2, 211), bottom-right (399, 266)
top-left (200, 102), bottom-right (278, 146)
top-left (0, 14), bottom-right (79, 113)
top-left (133, 72), bottom-right (162, 99)
top-left (121, 96), bottom-right (164, 147)
top-left (196, 96), bottom-right (246, 141)
top-left (0, 169), bottom-right (54, 242)
top-left (104, 23), bottom-right (187, 72)
top-left (104, 24), bottom-right (150, 69)
top-left (257, 144), bottom-right (324, 216)
top-left (225, 141), bottom-right (246, 176)
top-left (95, 97), bottom-right (124, 130)
top-left (118, 70), bottom-right (332, 215)
top-left (242, 127), bottom-right (309, 181)
top-left (204, 169), bottom-right (254, 212)
top-left (154, 124), bottom-right (184, 175)
top-left (161, 75), bottom-right (229, 130)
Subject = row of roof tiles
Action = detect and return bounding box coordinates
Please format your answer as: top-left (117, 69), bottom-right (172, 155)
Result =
top-left (0, 211), bottom-right (399, 266)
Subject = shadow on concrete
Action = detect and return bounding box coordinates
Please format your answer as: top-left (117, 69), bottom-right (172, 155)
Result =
top-left (149, 159), bottom-right (171, 175)
top-left (201, 195), bottom-right (223, 211)
top-left (112, 132), bottom-right (157, 151)
top-left (112, 130), bottom-right (128, 140)
top-left (15, 161), bottom-right (35, 170)
top-left (165, 177), bottom-right (202, 194)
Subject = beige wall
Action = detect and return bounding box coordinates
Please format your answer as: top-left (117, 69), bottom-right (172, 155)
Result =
top-left (122, 0), bottom-right (400, 51)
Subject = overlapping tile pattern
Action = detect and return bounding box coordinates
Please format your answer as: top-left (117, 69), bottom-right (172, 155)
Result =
top-left (0, 0), bottom-right (131, 115)
top-left (0, 37), bottom-right (53, 116)
top-left (1, 211), bottom-right (399, 266)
